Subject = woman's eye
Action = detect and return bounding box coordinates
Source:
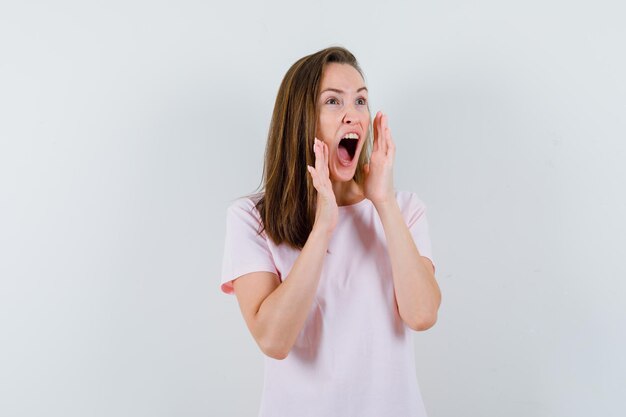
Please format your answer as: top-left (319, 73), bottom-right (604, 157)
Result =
top-left (324, 97), bottom-right (367, 105)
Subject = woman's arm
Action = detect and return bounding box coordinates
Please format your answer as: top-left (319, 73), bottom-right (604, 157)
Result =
top-left (251, 224), bottom-right (332, 359)
top-left (375, 199), bottom-right (441, 331)
top-left (241, 138), bottom-right (336, 359)
top-left (363, 112), bottom-right (440, 331)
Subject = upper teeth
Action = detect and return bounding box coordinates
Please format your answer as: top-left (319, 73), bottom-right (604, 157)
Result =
top-left (342, 133), bottom-right (359, 139)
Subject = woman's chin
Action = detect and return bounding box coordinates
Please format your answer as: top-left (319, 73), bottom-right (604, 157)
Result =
top-left (330, 162), bottom-right (357, 182)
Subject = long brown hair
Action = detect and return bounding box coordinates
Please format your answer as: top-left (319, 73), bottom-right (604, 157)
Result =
top-left (245, 46), bottom-right (372, 250)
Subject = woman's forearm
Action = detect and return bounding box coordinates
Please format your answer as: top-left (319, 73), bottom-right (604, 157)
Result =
top-left (255, 224), bottom-right (332, 359)
top-left (375, 199), bottom-right (441, 330)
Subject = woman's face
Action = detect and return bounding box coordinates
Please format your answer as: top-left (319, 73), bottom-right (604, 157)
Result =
top-left (316, 63), bottom-right (370, 183)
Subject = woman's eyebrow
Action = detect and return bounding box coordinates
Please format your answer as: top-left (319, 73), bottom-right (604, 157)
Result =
top-left (320, 87), bottom-right (368, 94)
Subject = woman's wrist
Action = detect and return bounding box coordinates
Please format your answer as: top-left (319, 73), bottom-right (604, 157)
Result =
top-left (311, 221), bottom-right (334, 241)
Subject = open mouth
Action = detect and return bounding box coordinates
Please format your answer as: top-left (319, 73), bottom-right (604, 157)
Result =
top-left (337, 137), bottom-right (358, 165)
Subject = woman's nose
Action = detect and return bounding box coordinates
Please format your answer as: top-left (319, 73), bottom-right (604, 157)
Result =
top-left (342, 106), bottom-right (358, 124)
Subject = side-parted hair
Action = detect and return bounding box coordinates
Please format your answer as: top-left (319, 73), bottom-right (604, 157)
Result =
top-left (246, 46), bottom-right (372, 250)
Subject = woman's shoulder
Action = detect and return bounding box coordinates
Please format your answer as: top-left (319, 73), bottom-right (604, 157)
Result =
top-left (226, 192), bottom-right (264, 218)
top-left (394, 189), bottom-right (425, 205)
top-left (392, 190), bottom-right (429, 218)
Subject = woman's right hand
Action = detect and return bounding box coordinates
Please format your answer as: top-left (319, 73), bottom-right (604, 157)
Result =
top-left (307, 137), bottom-right (338, 236)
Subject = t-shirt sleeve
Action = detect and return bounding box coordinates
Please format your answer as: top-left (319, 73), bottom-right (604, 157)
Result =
top-left (220, 199), bottom-right (280, 295)
top-left (406, 192), bottom-right (436, 275)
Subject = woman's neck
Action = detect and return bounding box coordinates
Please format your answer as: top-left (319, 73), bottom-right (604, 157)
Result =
top-left (331, 179), bottom-right (365, 206)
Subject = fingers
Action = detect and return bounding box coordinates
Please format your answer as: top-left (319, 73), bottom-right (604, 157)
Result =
top-left (324, 138), bottom-right (328, 166)
top-left (375, 111), bottom-right (387, 155)
top-left (308, 137), bottom-right (319, 182)
top-left (314, 137), bottom-right (323, 173)
top-left (372, 111), bottom-right (395, 159)
top-left (381, 113), bottom-right (388, 155)
top-left (373, 111), bottom-right (381, 153)
top-left (384, 114), bottom-right (395, 158)
top-left (317, 138), bottom-right (329, 176)
top-left (386, 118), bottom-right (395, 159)
top-left (309, 137), bottom-right (330, 190)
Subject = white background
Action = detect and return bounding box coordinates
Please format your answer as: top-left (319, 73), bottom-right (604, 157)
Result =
top-left (1, 1), bottom-right (624, 416)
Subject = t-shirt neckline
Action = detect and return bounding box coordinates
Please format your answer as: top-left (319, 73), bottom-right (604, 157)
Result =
top-left (337, 197), bottom-right (369, 209)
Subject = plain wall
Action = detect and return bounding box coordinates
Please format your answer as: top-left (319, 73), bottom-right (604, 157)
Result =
top-left (1, 1), bottom-right (624, 416)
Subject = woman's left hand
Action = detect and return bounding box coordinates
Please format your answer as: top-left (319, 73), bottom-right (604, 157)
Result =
top-left (363, 111), bottom-right (396, 206)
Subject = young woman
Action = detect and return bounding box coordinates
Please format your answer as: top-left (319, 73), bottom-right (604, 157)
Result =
top-left (220, 46), bottom-right (441, 417)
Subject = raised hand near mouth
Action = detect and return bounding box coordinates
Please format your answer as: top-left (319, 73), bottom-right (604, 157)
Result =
top-left (363, 111), bottom-right (396, 206)
top-left (307, 137), bottom-right (338, 235)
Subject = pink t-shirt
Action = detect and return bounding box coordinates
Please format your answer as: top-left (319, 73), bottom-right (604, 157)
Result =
top-left (220, 189), bottom-right (436, 417)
